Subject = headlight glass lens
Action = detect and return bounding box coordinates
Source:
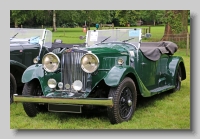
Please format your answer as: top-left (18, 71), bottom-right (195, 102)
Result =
top-left (81, 53), bottom-right (99, 73)
top-left (42, 52), bottom-right (60, 72)
top-left (47, 78), bottom-right (57, 89)
top-left (72, 80), bottom-right (83, 91)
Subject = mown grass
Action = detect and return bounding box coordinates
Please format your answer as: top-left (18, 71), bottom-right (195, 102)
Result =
top-left (10, 26), bottom-right (190, 129)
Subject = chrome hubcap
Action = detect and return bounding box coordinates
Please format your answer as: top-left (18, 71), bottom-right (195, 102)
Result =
top-left (127, 100), bottom-right (132, 106)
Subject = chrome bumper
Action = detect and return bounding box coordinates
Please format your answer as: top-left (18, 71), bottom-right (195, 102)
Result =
top-left (13, 94), bottom-right (113, 107)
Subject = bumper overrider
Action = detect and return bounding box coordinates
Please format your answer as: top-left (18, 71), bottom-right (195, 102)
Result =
top-left (13, 94), bottom-right (113, 107)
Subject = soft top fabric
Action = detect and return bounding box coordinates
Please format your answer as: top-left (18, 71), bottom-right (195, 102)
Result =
top-left (139, 41), bottom-right (178, 61)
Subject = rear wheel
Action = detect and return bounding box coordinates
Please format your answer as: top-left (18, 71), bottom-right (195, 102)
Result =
top-left (173, 66), bottom-right (182, 92)
top-left (10, 73), bottom-right (17, 104)
top-left (107, 77), bottom-right (137, 124)
top-left (22, 80), bottom-right (47, 117)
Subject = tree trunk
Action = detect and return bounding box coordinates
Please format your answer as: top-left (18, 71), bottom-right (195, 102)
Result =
top-left (52, 10), bottom-right (56, 32)
top-left (161, 22), bottom-right (173, 41)
top-left (161, 10), bottom-right (188, 42)
top-left (88, 22), bottom-right (90, 30)
top-left (14, 18), bottom-right (18, 28)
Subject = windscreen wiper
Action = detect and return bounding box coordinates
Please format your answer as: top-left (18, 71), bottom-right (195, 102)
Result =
top-left (122, 37), bottom-right (134, 43)
top-left (101, 36), bottom-right (111, 43)
top-left (10, 33), bottom-right (18, 40)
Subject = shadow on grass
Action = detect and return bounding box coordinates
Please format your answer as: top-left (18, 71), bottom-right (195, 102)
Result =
top-left (136, 89), bottom-right (174, 108)
top-left (15, 84), bottom-right (177, 123)
top-left (42, 89), bottom-right (176, 123)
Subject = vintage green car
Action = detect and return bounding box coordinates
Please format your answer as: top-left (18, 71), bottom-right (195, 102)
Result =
top-left (13, 28), bottom-right (186, 124)
top-left (10, 28), bottom-right (52, 103)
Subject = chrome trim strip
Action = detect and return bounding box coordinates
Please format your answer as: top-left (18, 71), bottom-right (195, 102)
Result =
top-left (13, 94), bottom-right (113, 107)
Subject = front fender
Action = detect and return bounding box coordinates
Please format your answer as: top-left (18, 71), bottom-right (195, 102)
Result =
top-left (10, 60), bottom-right (27, 69)
top-left (104, 66), bottom-right (133, 87)
top-left (22, 64), bottom-right (44, 83)
top-left (104, 65), bottom-right (152, 97)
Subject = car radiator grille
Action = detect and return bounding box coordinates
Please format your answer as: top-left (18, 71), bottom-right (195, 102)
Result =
top-left (61, 50), bottom-right (88, 92)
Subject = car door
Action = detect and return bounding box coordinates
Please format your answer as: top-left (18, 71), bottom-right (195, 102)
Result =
top-left (158, 54), bottom-right (170, 87)
top-left (140, 55), bottom-right (160, 90)
top-left (10, 44), bottom-right (24, 64)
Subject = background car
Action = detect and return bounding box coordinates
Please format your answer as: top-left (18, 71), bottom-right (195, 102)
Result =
top-left (13, 28), bottom-right (186, 124)
top-left (10, 28), bottom-right (76, 104)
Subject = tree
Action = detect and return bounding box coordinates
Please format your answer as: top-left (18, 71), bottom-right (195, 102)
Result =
top-left (52, 10), bottom-right (56, 32)
top-left (115, 10), bottom-right (141, 26)
top-left (140, 10), bottom-right (165, 26)
top-left (73, 10), bottom-right (113, 30)
top-left (161, 10), bottom-right (189, 42)
top-left (10, 10), bottom-right (34, 28)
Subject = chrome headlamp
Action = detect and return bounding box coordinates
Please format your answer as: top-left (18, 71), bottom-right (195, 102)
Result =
top-left (80, 53), bottom-right (99, 73)
top-left (42, 52), bottom-right (60, 72)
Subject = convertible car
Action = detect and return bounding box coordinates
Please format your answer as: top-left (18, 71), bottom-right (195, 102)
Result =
top-left (10, 28), bottom-right (75, 104)
top-left (13, 28), bottom-right (186, 124)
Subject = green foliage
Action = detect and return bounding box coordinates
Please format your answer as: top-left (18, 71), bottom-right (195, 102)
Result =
top-left (10, 10), bottom-right (34, 26)
top-left (162, 11), bottom-right (183, 34)
top-left (10, 10), bottom-right (189, 29)
top-left (140, 10), bottom-right (165, 24)
top-left (115, 10), bottom-right (140, 26)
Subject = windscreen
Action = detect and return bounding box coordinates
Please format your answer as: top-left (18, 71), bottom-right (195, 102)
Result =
top-left (86, 28), bottom-right (142, 48)
top-left (10, 28), bottom-right (52, 48)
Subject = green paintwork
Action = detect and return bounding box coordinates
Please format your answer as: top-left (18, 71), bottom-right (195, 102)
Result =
top-left (21, 41), bottom-right (186, 99)
top-left (10, 60), bottom-right (27, 70)
top-left (103, 65), bottom-right (152, 97)
top-left (22, 64), bottom-right (61, 95)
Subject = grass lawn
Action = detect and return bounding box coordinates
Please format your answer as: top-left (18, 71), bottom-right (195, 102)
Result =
top-left (10, 26), bottom-right (190, 129)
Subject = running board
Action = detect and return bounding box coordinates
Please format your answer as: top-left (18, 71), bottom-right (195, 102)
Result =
top-left (150, 85), bottom-right (175, 95)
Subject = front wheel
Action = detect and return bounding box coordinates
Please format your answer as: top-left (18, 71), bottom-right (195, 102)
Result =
top-left (107, 77), bottom-right (137, 124)
top-left (22, 80), bottom-right (47, 117)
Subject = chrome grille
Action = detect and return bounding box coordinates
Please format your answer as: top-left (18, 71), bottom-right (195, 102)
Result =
top-left (61, 50), bottom-right (88, 91)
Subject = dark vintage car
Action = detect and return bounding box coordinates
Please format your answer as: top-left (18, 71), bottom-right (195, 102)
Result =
top-left (13, 28), bottom-right (186, 124)
top-left (10, 28), bottom-right (74, 104)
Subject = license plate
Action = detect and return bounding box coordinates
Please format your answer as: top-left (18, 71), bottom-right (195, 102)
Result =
top-left (48, 104), bottom-right (82, 113)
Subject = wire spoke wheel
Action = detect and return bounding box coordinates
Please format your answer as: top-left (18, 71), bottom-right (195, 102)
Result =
top-left (119, 87), bottom-right (133, 119)
top-left (107, 77), bottom-right (137, 124)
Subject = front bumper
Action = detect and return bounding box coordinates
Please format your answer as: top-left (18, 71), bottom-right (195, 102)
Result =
top-left (13, 94), bottom-right (113, 107)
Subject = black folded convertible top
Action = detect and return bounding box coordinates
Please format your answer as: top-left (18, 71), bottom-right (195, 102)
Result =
top-left (140, 41), bottom-right (178, 61)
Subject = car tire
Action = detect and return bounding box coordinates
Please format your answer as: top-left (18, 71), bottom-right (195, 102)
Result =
top-left (107, 77), bottom-right (137, 124)
top-left (173, 66), bottom-right (182, 92)
top-left (10, 73), bottom-right (17, 104)
top-left (22, 80), bottom-right (47, 117)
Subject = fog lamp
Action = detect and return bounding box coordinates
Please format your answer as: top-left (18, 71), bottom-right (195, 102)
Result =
top-left (47, 78), bottom-right (57, 89)
top-left (58, 82), bottom-right (63, 89)
top-left (72, 80), bottom-right (83, 91)
top-left (65, 84), bottom-right (70, 90)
